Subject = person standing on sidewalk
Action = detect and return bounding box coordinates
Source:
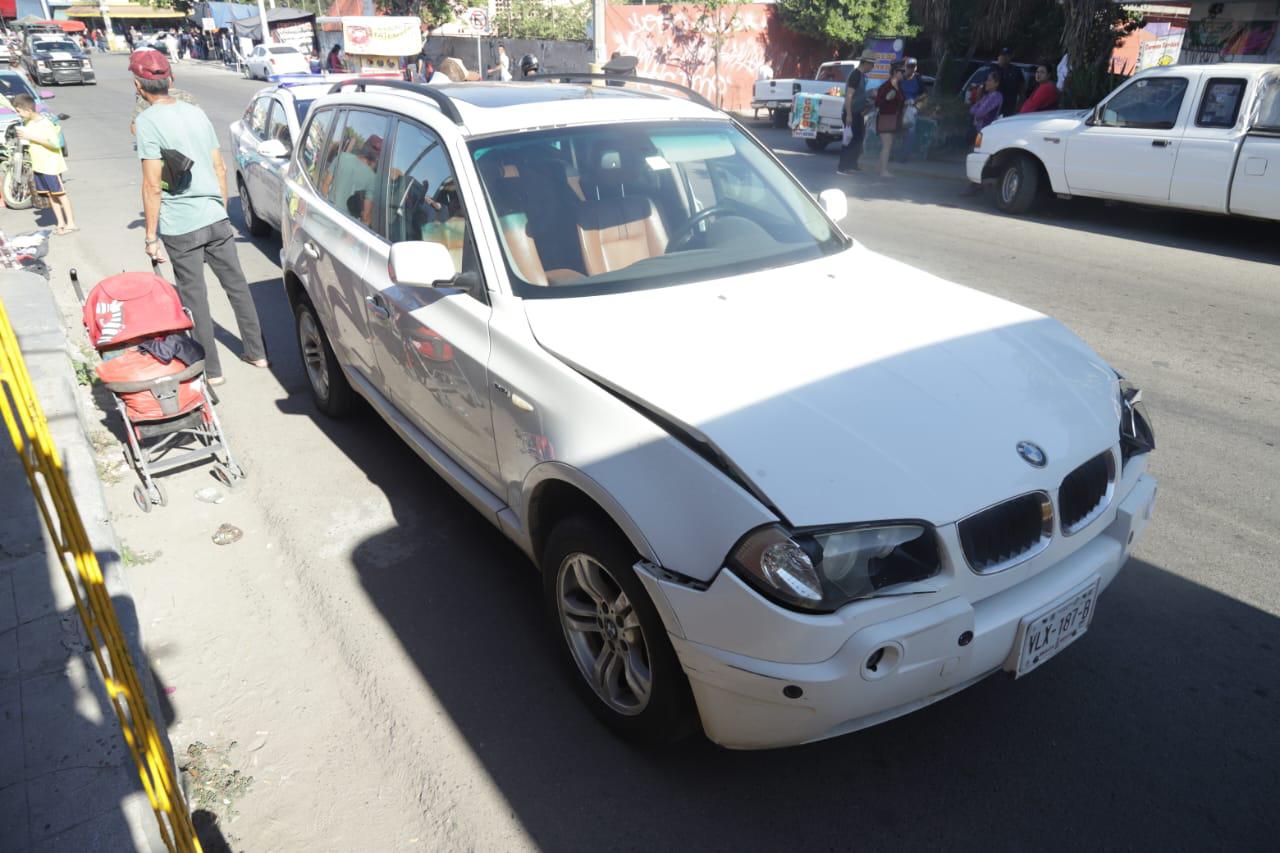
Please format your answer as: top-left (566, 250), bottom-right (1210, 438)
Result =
top-left (13, 95), bottom-right (78, 235)
top-left (130, 49), bottom-right (267, 386)
top-left (991, 47), bottom-right (1023, 117)
top-left (873, 62), bottom-right (906, 178)
top-left (837, 49), bottom-right (875, 175)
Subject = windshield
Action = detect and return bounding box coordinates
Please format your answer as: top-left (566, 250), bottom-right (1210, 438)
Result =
top-left (34, 41), bottom-right (74, 53)
top-left (470, 121), bottom-right (846, 297)
top-left (269, 46), bottom-right (298, 55)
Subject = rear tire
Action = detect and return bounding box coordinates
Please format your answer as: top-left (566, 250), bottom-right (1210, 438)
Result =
top-left (770, 107), bottom-right (789, 128)
top-left (294, 297), bottom-right (353, 417)
top-left (238, 177), bottom-right (270, 237)
top-left (805, 135), bottom-right (833, 152)
top-left (987, 154), bottom-right (1041, 214)
top-left (542, 516), bottom-right (698, 745)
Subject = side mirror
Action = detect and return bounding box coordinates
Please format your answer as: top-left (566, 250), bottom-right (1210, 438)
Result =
top-left (38, 90), bottom-right (54, 99)
top-left (389, 241), bottom-right (456, 288)
top-left (57, 113), bottom-right (69, 121)
top-left (818, 188), bottom-right (848, 221)
top-left (256, 138), bottom-right (289, 159)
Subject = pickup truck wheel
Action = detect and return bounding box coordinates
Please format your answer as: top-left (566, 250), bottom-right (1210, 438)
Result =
top-left (805, 135), bottom-right (833, 152)
top-left (989, 154), bottom-right (1041, 214)
top-left (543, 516), bottom-right (698, 745)
top-left (771, 107), bottom-right (789, 128)
top-left (294, 298), bottom-right (353, 417)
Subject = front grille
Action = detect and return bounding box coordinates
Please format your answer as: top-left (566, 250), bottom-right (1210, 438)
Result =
top-left (958, 492), bottom-right (1051, 573)
top-left (53, 60), bottom-right (80, 69)
top-left (1059, 451), bottom-right (1114, 534)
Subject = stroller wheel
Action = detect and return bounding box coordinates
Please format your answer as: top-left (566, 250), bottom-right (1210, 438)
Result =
top-left (133, 484), bottom-right (152, 513)
top-left (212, 465), bottom-right (242, 488)
top-left (151, 481), bottom-right (168, 508)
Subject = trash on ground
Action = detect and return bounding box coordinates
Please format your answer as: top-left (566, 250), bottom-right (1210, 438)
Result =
top-left (195, 486), bottom-right (225, 504)
top-left (212, 523), bottom-right (242, 545)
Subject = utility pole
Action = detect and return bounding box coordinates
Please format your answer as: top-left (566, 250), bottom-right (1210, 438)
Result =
top-left (592, 0), bottom-right (605, 65)
top-left (257, 0), bottom-right (269, 45)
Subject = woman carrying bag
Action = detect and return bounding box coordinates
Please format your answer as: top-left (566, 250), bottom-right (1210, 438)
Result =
top-left (873, 62), bottom-right (906, 178)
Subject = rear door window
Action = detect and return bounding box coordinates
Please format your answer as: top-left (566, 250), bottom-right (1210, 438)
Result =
top-left (248, 97), bottom-right (269, 139)
top-left (1196, 78), bottom-right (1247, 128)
top-left (321, 109), bottom-right (389, 233)
top-left (265, 99), bottom-right (290, 147)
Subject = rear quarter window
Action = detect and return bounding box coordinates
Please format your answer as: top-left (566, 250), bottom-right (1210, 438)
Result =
top-left (1197, 78), bottom-right (1247, 128)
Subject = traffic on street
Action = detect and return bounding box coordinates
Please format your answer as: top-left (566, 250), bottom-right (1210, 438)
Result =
top-left (1, 49), bottom-right (1275, 851)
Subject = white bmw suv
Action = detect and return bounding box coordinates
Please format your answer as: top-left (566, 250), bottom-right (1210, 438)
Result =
top-left (280, 77), bottom-right (1158, 749)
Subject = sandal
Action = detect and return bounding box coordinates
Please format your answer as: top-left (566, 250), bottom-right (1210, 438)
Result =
top-left (207, 376), bottom-right (226, 387)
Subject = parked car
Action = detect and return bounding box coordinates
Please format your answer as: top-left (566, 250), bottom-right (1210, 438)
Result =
top-left (280, 78), bottom-right (1158, 749)
top-left (0, 70), bottom-right (68, 155)
top-left (230, 80), bottom-right (332, 236)
top-left (23, 36), bottom-right (95, 86)
top-left (958, 60), bottom-right (1037, 104)
top-left (243, 44), bottom-right (310, 81)
top-left (791, 74), bottom-right (935, 151)
top-left (753, 61), bottom-right (860, 127)
top-left (969, 63), bottom-right (1280, 220)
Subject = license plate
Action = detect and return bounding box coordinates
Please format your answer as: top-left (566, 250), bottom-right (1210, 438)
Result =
top-left (792, 128), bottom-right (817, 139)
top-left (1013, 578), bottom-right (1099, 677)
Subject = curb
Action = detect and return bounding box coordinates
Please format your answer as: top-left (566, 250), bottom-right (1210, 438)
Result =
top-left (0, 270), bottom-right (170, 852)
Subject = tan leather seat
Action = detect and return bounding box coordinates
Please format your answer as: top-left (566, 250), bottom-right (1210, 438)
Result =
top-left (576, 196), bottom-right (668, 277)
top-left (499, 214), bottom-right (585, 286)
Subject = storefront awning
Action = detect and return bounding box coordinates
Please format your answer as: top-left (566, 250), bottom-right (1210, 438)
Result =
top-left (66, 4), bottom-right (186, 19)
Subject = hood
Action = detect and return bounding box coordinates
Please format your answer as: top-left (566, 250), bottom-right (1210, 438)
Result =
top-left (523, 247), bottom-right (1120, 527)
top-left (985, 109), bottom-right (1088, 134)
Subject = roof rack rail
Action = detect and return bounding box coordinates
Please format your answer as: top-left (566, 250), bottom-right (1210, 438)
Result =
top-left (532, 73), bottom-right (715, 110)
top-left (327, 78), bottom-right (464, 125)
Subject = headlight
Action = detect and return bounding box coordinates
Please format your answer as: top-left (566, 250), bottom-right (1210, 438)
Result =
top-left (81, 59), bottom-right (92, 68)
top-left (1117, 378), bottom-right (1155, 464)
top-left (729, 522), bottom-right (942, 613)
top-left (36, 61), bottom-right (48, 69)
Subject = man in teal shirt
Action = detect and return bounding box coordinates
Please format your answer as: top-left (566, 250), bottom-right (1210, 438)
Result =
top-left (133, 49), bottom-right (266, 384)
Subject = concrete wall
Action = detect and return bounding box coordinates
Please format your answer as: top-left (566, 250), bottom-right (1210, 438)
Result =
top-left (421, 35), bottom-right (594, 79)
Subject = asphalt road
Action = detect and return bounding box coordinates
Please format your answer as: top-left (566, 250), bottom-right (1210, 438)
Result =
top-left (15, 57), bottom-right (1277, 850)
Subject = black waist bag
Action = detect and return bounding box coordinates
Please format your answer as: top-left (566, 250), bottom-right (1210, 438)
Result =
top-left (159, 147), bottom-right (193, 194)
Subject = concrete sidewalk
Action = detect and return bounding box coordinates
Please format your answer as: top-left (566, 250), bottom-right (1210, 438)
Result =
top-left (0, 271), bottom-right (166, 852)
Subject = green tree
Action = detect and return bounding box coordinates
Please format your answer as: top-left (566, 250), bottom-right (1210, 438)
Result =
top-left (776, 0), bottom-right (915, 48)
top-left (374, 0), bottom-right (454, 27)
top-left (1060, 0), bottom-right (1142, 106)
top-left (493, 0), bottom-right (590, 41)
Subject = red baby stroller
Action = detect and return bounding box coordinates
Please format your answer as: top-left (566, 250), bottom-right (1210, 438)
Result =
top-left (76, 266), bottom-right (244, 512)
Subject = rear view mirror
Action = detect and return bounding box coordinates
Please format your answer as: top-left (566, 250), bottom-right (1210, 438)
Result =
top-left (389, 241), bottom-right (456, 288)
top-left (818, 188), bottom-right (848, 221)
top-left (256, 138), bottom-right (289, 159)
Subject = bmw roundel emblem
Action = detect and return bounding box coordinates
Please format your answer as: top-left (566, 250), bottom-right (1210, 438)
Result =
top-left (1017, 441), bottom-right (1047, 468)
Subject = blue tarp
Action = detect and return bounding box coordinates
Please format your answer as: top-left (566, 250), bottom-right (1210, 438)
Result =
top-left (197, 2), bottom-right (259, 31)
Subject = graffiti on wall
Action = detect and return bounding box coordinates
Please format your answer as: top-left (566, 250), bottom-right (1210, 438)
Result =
top-left (606, 3), bottom-right (824, 110)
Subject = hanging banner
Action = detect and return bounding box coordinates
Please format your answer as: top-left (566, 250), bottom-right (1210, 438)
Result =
top-left (864, 36), bottom-right (905, 84)
top-left (273, 21), bottom-right (314, 54)
top-left (1137, 33), bottom-right (1183, 70)
top-left (341, 16), bottom-right (423, 57)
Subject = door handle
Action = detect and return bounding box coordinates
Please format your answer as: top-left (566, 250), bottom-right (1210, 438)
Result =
top-left (302, 240), bottom-right (320, 259)
top-left (365, 294), bottom-right (391, 319)
top-left (1151, 139), bottom-right (1171, 148)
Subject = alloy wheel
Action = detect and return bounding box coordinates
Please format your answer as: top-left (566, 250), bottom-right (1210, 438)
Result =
top-left (297, 309), bottom-right (330, 401)
top-left (1001, 167), bottom-right (1021, 205)
top-left (557, 552), bottom-right (653, 716)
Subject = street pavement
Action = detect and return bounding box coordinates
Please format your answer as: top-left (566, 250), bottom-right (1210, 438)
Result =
top-left (3, 55), bottom-right (1275, 850)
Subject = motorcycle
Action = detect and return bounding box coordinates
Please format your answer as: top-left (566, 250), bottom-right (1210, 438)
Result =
top-left (1, 123), bottom-right (33, 210)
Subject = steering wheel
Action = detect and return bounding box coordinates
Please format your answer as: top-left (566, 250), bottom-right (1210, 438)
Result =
top-left (667, 205), bottom-right (732, 252)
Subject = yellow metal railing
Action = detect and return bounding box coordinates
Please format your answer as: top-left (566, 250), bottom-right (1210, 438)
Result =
top-left (0, 296), bottom-right (200, 853)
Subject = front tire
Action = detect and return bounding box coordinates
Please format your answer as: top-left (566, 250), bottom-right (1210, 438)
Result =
top-left (2, 163), bottom-right (32, 210)
top-left (987, 153), bottom-right (1041, 214)
top-left (237, 177), bottom-right (270, 237)
top-left (294, 298), bottom-right (353, 417)
top-left (542, 516), bottom-right (698, 745)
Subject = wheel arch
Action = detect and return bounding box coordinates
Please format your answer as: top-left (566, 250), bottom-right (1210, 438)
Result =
top-left (283, 268), bottom-right (308, 313)
top-left (523, 464), bottom-right (659, 571)
top-left (982, 146), bottom-right (1058, 193)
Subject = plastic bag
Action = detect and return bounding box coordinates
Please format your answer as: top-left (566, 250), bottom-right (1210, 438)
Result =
top-left (904, 105), bottom-right (918, 127)
top-left (841, 125), bottom-right (853, 147)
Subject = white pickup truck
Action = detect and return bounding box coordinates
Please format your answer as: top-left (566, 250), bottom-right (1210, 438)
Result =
top-left (968, 64), bottom-right (1280, 221)
top-left (753, 61), bottom-right (856, 127)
